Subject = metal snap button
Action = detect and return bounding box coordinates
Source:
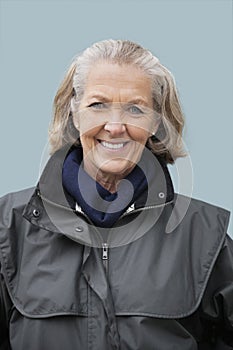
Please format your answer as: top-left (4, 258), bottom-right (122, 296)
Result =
top-left (158, 192), bottom-right (165, 199)
top-left (75, 226), bottom-right (84, 232)
top-left (32, 209), bottom-right (40, 217)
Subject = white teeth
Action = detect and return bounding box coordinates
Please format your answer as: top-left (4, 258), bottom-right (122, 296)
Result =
top-left (101, 141), bottom-right (125, 149)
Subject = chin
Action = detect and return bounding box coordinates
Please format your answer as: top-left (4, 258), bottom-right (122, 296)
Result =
top-left (99, 160), bottom-right (134, 176)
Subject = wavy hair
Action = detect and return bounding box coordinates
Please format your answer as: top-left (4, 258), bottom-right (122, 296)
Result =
top-left (49, 39), bottom-right (185, 164)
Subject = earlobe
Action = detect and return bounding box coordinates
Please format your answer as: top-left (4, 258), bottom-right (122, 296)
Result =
top-left (151, 120), bottom-right (160, 136)
top-left (151, 130), bottom-right (156, 141)
top-left (149, 118), bottom-right (161, 141)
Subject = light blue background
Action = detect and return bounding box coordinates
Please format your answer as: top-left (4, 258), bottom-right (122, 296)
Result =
top-left (0, 0), bottom-right (232, 235)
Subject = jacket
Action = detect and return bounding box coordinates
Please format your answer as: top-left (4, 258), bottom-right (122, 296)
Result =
top-left (0, 146), bottom-right (232, 350)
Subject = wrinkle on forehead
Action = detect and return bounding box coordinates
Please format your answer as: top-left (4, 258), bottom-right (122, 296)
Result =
top-left (82, 63), bottom-right (153, 107)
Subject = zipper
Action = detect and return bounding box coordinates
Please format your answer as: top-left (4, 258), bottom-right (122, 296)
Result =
top-left (100, 200), bottom-right (174, 273)
top-left (36, 190), bottom-right (75, 213)
top-left (102, 243), bottom-right (109, 273)
top-left (38, 189), bottom-right (173, 221)
top-left (38, 189), bottom-right (173, 273)
top-left (38, 189), bottom-right (173, 218)
top-left (37, 190), bottom-right (110, 271)
top-left (119, 199), bottom-right (174, 220)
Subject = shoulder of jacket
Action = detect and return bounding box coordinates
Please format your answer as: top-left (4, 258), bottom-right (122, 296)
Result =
top-left (187, 194), bottom-right (229, 213)
top-left (0, 187), bottom-right (35, 218)
top-left (0, 187), bottom-right (35, 205)
top-left (172, 193), bottom-right (230, 237)
top-left (0, 187), bottom-right (36, 252)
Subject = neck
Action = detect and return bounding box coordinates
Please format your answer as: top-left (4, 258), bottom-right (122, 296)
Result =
top-left (83, 164), bottom-right (135, 194)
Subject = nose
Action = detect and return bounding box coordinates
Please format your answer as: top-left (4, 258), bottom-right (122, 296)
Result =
top-left (104, 108), bottom-right (126, 136)
top-left (104, 121), bottom-right (126, 136)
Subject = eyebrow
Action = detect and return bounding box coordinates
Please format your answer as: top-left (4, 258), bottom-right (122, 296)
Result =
top-left (86, 94), bottom-right (150, 106)
top-left (127, 98), bottom-right (149, 105)
top-left (86, 94), bottom-right (110, 102)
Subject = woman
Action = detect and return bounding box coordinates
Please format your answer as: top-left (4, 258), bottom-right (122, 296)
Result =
top-left (0, 39), bottom-right (232, 350)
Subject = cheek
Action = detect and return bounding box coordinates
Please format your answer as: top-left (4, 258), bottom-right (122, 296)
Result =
top-left (80, 135), bottom-right (96, 153)
top-left (77, 109), bottom-right (107, 136)
top-left (79, 124), bottom-right (103, 155)
top-left (128, 126), bottom-right (150, 145)
top-left (79, 120), bottom-right (103, 139)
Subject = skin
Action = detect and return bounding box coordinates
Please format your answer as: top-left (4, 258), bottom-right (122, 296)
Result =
top-left (73, 62), bottom-right (158, 193)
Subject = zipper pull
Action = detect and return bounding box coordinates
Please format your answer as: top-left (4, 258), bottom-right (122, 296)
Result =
top-left (102, 243), bottom-right (109, 260)
top-left (126, 203), bottom-right (135, 214)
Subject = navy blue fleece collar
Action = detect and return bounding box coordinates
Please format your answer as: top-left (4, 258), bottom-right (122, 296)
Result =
top-left (62, 147), bottom-right (149, 228)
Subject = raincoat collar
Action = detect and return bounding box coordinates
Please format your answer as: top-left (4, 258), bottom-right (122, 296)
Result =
top-left (62, 146), bottom-right (172, 228)
top-left (34, 144), bottom-right (174, 211)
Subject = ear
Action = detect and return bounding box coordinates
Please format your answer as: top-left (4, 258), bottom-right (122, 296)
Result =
top-left (72, 115), bottom-right (79, 131)
top-left (73, 118), bottom-right (79, 131)
top-left (70, 96), bottom-right (76, 114)
top-left (71, 97), bottom-right (79, 130)
top-left (151, 118), bottom-right (161, 137)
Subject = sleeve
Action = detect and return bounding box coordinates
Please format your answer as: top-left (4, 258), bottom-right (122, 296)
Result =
top-left (200, 234), bottom-right (233, 349)
top-left (0, 262), bottom-right (12, 350)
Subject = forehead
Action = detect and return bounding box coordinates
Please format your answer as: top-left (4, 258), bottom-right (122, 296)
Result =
top-left (83, 62), bottom-right (152, 103)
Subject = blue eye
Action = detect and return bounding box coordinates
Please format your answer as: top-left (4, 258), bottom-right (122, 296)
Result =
top-left (128, 105), bottom-right (143, 115)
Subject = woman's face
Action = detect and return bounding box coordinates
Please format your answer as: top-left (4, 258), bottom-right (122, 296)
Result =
top-left (74, 62), bottom-right (158, 181)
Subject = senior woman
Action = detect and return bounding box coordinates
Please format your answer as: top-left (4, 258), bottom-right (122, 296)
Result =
top-left (0, 40), bottom-right (232, 350)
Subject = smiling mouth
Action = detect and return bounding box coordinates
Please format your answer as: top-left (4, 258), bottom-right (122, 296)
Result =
top-left (98, 140), bottom-right (129, 150)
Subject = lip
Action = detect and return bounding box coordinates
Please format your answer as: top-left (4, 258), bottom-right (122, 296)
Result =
top-left (97, 139), bottom-right (131, 152)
